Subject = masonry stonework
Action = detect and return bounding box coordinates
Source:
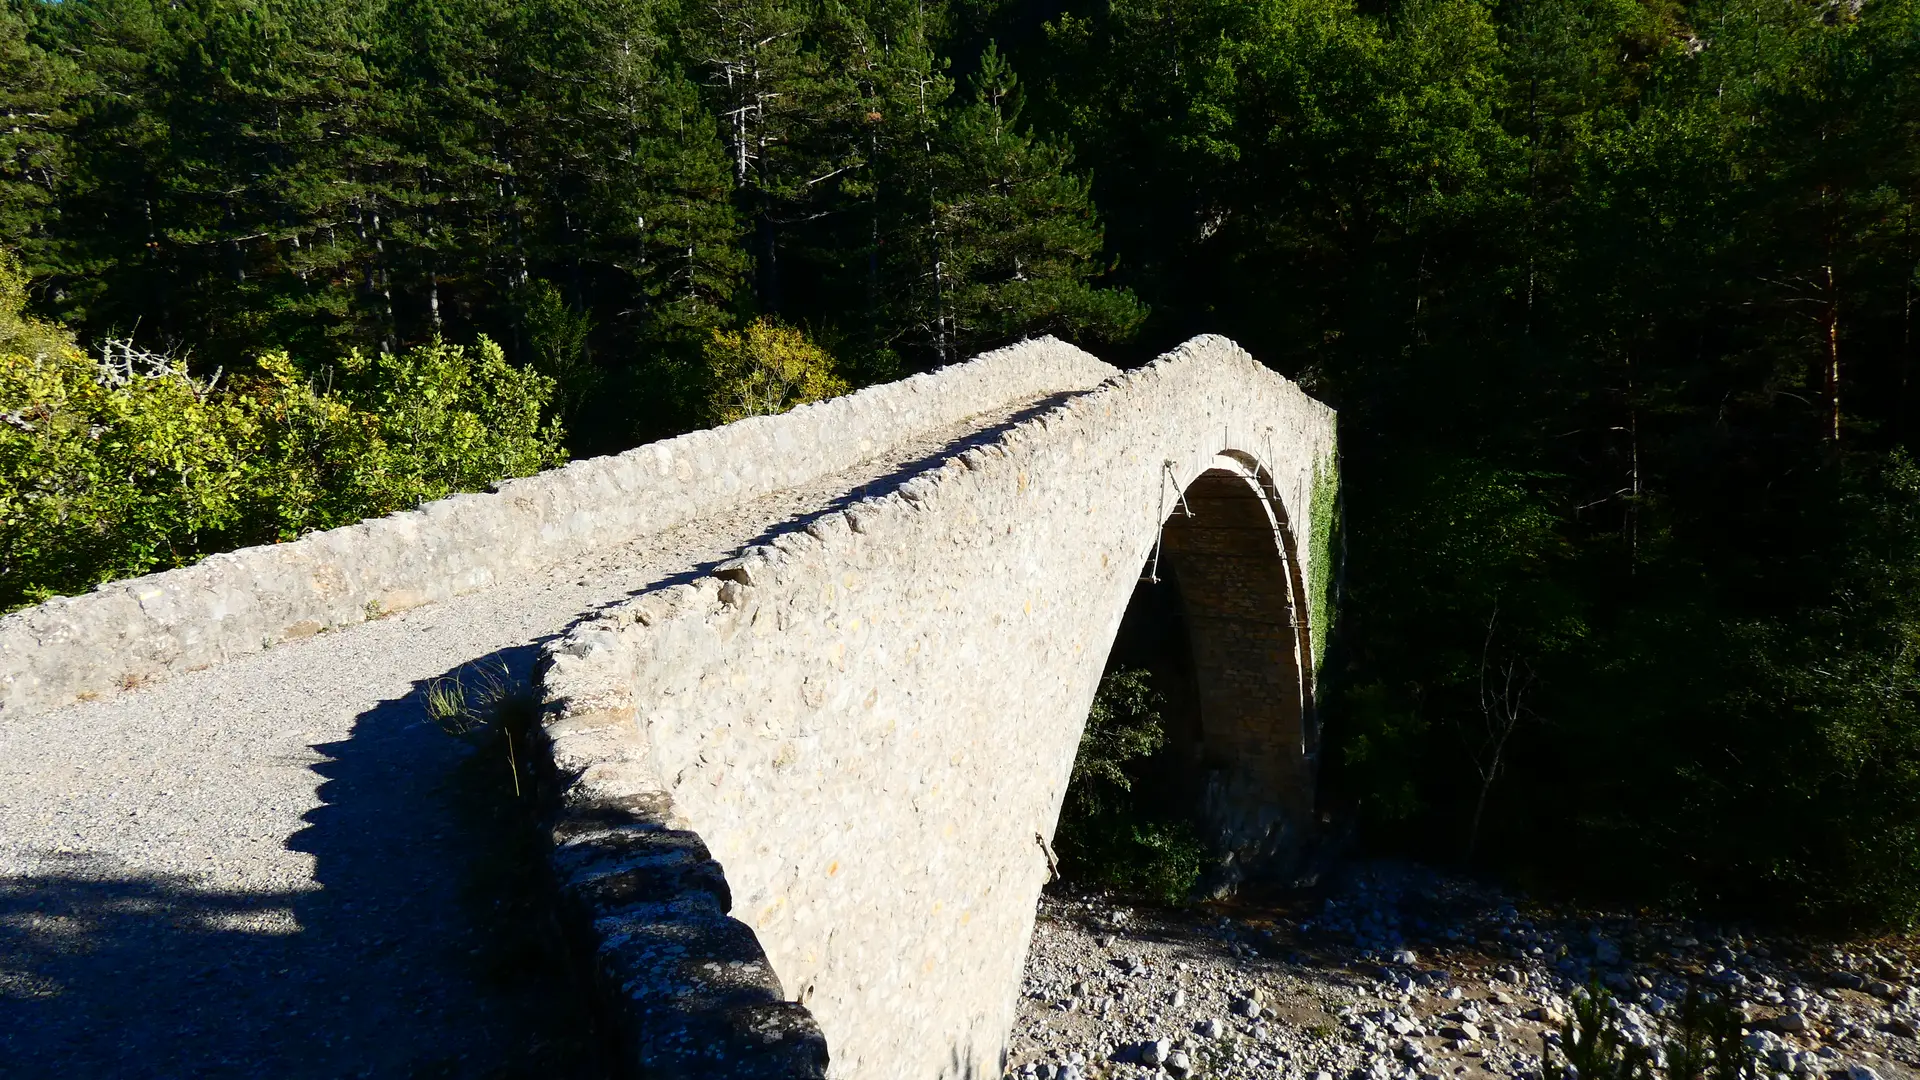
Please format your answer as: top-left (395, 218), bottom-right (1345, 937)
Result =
top-left (539, 335), bottom-right (1338, 1079)
top-left (0, 339), bottom-right (1112, 716)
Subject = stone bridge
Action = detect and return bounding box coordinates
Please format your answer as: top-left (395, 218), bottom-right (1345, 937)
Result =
top-left (538, 335), bottom-right (1337, 1079)
top-left (0, 334), bottom-right (1334, 1080)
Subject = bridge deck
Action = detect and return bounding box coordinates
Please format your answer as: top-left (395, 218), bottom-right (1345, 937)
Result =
top-left (0, 394), bottom-right (1063, 1078)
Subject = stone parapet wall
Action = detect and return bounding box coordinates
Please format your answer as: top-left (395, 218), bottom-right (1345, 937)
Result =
top-left (0, 338), bottom-right (1114, 717)
top-left (538, 335), bottom-right (1337, 1079)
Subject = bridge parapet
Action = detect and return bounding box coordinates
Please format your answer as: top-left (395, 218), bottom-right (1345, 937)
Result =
top-left (540, 335), bottom-right (1338, 1079)
top-left (0, 338), bottom-right (1111, 716)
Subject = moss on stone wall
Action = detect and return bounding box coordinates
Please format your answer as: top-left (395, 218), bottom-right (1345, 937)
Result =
top-left (1306, 444), bottom-right (1340, 681)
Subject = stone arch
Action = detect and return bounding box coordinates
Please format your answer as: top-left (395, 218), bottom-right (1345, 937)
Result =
top-left (538, 335), bottom-right (1338, 1080)
top-left (1136, 451), bottom-right (1316, 884)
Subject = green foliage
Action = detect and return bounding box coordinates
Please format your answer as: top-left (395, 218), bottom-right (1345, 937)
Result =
top-left (1660, 990), bottom-right (1755, 1080)
top-left (704, 317), bottom-right (849, 423)
top-left (882, 43), bottom-right (1145, 364)
top-left (228, 337), bottom-right (565, 545)
top-left (3, 0), bottom-right (1136, 446)
top-left (516, 280), bottom-right (599, 426)
top-left (1, 272), bottom-right (255, 606)
top-left (0, 249), bottom-right (562, 611)
top-left (1057, 814), bottom-right (1209, 907)
top-left (997, 0), bottom-right (1920, 923)
top-left (424, 675), bottom-right (477, 736)
top-left (1067, 668), bottom-right (1168, 812)
top-left (1650, 452), bottom-right (1920, 925)
top-left (1542, 983), bottom-right (1753, 1080)
top-left (0, 2), bottom-right (78, 265)
top-left (1306, 452), bottom-right (1340, 679)
top-left (0, 244), bottom-right (76, 361)
top-left (1055, 668), bottom-right (1207, 905)
top-left (1548, 983), bottom-right (1657, 1080)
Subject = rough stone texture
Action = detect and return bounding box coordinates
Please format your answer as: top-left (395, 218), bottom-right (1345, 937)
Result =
top-left (0, 385), bottom-right (1083, 1078)
top-left (0, 338), bottom-right (1113, 717)
top-left (539, 334), bottom-right (1338, 1080)
top-left (547, 790), bottom-right (832, 1078)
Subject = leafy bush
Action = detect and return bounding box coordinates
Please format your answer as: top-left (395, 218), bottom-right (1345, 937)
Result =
top-left (1054, 668), bottom-right (1209, 904)
top-left (253, 339), bottom-right (565, 534)
top-left (1543, 982), bottom-right (1753, 1080)
top-left (0, 252), bottom-right (563, 611)
top-left (705, 318), bottom-right (849, 424)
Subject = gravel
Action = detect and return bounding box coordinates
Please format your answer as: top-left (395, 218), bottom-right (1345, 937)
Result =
top-left (1007, 863), bottom-right (1920, 1080)
top-left (0, 396), bottom-right (1057, 1079)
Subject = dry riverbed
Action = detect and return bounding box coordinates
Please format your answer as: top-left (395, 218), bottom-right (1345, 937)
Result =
top-left (1006, 863), bottom-right (1920, 1080)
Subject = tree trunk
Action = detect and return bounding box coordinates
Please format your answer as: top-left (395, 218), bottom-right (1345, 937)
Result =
top-left (1822, 261), bottom-right (1840, 443)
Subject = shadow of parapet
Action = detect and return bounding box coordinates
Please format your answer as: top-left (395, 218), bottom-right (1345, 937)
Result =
top-left (0, 857), bottom-right (310, 1077)
top-left (542, 786), bottom-right (830, 1078)
top-left (564, 389), bottom-right (1095, 628)
top-left (747, 390), bottom-right (1088, 545)
top-left (1, 645), bottom-right (601, 1079)
top-left (290, 643), bottom-right (604, 1078)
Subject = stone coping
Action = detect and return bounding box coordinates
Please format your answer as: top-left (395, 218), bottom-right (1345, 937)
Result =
top-left (0, 337), bottom-right (1115, 717)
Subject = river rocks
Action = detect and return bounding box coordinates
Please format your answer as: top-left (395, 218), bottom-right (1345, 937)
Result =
top-left (1005, 863), bottom-right (1920, 1080)
top-left (1745, 1030), bottom-right (1783, 1057)
top-left (1762, 1011), bottom-right (1810, 1033)
top-left (1439, 1022), bottom-right (1481, 1042)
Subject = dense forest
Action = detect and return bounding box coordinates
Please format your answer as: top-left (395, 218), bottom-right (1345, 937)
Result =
top-left (7, 0), bottom-right (1920, 927)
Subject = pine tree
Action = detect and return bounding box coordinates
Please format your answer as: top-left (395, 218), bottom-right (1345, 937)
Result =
top-left (681, 0), bottom-right (881, 315)
top-left (247, 0), bottom-right (395, 359)
top-left (504, 0), bottom-right (745, 443)
top-left (0, 1), bottom-right (80, 278)
top-left (508, 0), bottom-right (741, 342)
top-left (682, 0), bottom-right (818, 311)
top-left (32, 0), bottom-right (181, 339)
top-left (883, 43), bottom-right (1141, 364)
top-left (376, 0), bottom-right (520, 348)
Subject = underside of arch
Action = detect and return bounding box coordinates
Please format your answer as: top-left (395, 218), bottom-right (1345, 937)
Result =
top-left (1155, 454), bottom-right (1316, 882)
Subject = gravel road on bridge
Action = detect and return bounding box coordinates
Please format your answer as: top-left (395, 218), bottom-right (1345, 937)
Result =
top-left (0, 394), bottom-right (1068, 1079)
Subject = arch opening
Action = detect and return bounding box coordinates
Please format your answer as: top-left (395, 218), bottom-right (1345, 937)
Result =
top-left (1056, 454), bottom-right (1317, 899)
